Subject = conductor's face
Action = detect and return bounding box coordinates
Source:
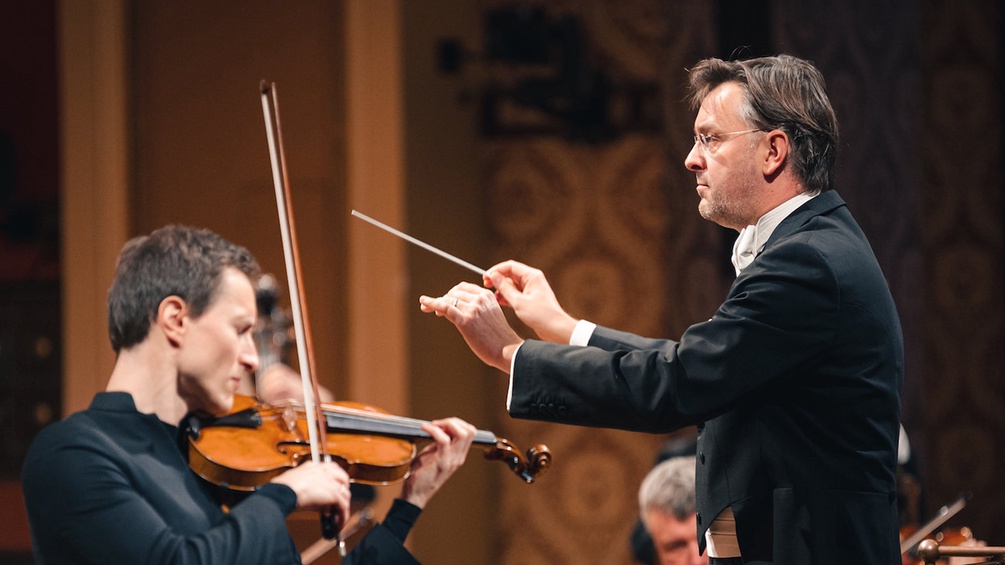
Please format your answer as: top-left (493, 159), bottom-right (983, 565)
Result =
top-left (177, 267), bottom-right (260, 416)
top-left (685, 81), bottom-right (766, 232)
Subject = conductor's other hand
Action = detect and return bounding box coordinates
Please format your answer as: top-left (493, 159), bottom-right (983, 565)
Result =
top-left (401, 417), bottom-right (477, 509)
top-left (270, 461), bottom-right (351, 528)
top-left (485, 260), bottom-right (577, 344)
top-left (419, 282), bottom-right (523, 372)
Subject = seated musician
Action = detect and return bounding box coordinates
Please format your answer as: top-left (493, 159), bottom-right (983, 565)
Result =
top-left (241, 272), bottom-right (337, 405)
top-left (21, 224), bottom-right (475, 564)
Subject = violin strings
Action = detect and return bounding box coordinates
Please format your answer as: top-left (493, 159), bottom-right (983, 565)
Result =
top-left (266, 400), bottom-right (496, 442)
top-left (276, 401), bottom-right (432, 428)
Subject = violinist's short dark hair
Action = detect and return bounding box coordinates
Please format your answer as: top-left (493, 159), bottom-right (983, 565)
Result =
top-left (687, 54), bottom-right (840, 193)
top-left (107, 225), bottom-right (260, 353)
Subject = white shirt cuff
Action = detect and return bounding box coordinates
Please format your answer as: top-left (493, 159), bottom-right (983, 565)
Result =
top-left (570, 320), bottom-right (597, 346)
top-left (506, 342), bottom-right (522, 410)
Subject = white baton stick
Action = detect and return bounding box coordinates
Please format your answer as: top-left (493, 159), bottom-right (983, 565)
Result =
top-left (351, 210), bottom-right (487, 276)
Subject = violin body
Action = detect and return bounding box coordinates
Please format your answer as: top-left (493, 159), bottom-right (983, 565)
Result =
top-left (189, 394), bottom-right (417, 490)
top-left (188, 394), bottom-right (552, 492)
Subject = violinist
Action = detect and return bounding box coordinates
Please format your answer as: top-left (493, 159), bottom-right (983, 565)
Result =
top-left (22, 224), bottom-right (476, 565)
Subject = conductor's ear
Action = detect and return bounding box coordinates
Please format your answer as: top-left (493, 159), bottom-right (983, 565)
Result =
top-left (762, 129), bottom-right (789, 178)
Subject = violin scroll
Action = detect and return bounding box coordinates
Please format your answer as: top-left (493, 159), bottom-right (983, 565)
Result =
top-left (483, 438), bottom-right (552, 484)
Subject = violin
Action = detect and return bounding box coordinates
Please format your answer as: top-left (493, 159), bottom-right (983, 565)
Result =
top-left (187, 393), bottom-right (552, 490)
top-left (205, 80), bottom-right (553, 546)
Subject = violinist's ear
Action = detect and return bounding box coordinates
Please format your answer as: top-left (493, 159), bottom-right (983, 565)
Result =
top-left (158, 295), bottom-right (189, 347)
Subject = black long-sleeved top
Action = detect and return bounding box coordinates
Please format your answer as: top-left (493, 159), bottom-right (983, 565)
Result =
top-left (22, 392), bottom-right (421, 564)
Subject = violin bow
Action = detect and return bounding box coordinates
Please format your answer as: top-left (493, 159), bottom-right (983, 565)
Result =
top-left (260, 80), bottom-right (343, 547)
top-left (900, 492), bottom-right (970, 555)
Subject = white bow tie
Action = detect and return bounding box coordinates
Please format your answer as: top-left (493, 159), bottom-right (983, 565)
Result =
top-left (731, 225), bottom-right (758, 275)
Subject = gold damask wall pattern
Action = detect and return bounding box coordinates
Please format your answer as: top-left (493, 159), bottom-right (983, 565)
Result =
top-left (484, 1), bottom-right (717, 563)
top-left (481, 0), bottom-right (1004, 560)
top-left (920, 0), bottom-right (1003, 542)
top-left (774, 0), bottom-right (1004, 545)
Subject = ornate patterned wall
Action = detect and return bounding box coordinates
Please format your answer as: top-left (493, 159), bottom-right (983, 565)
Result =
top-left (778, 0), bottom-right (1004, 543)
top-left (483, 2), bottom-right (722, 564)
top-left (481, 0), bottom-right (1003, 561)
top-left (772, 0), bottom-right (925, 428)
top-left (919, 0), bottom-right (1003, 543)
top-left (773, 5), bottom-right (1005, 542)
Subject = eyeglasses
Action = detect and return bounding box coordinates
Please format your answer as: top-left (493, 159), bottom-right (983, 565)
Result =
top-left (692, 129), bottom-right (764, 152)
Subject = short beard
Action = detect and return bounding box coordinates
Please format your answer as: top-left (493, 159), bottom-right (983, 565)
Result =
top-left (699, 185), bottom-right (757, 230)
top-left (698, 145), bottom-right (761, 230)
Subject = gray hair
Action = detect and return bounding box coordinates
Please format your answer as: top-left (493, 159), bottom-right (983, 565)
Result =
top-left (638, 455), bottom-right (697, 525)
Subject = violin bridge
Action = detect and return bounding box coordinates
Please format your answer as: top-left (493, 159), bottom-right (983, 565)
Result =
top-left (282, 404), bottom-right (298, 433)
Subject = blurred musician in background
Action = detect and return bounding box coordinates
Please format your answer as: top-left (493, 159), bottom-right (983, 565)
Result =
top-left (240, 273), bottom-right (334, 405)
top-left (637, 455), bottom-right (708, 565)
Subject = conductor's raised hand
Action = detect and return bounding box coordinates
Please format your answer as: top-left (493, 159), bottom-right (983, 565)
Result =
top-left (485, 260), bottom-right (577, 344)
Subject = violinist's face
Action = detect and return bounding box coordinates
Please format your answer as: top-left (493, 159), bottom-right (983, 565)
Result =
top-left (177, 267), bottom-right (260, 416)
